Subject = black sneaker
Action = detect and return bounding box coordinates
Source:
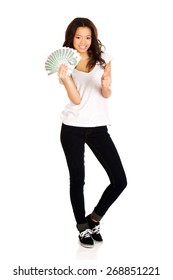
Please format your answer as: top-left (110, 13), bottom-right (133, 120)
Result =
top-left (79, 229), bottom-right (94, 248)
top-left (91, 224), bottom-right (103, 242)
top-left (87, 215), bottom-right (103, 242)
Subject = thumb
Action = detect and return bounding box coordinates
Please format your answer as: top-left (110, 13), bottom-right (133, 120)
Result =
top-left (104, 64), bottom-right (110, 73)
top-left (105, 64), bottom-right (111, 76)
top-left (102, 65), bottom-right (110, 79)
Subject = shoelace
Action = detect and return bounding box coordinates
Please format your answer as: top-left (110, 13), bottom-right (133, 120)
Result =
top-left (92, 225), bottom-right (100, 234)
top-left (80, 229), bottom-right (92, 239)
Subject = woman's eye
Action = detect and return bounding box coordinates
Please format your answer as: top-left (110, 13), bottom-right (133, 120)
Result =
top-left (75, 36), bottom-right (91, 40)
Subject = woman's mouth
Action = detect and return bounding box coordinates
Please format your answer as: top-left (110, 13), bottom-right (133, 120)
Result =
top-left (79, 46), bottom-right (87, 50)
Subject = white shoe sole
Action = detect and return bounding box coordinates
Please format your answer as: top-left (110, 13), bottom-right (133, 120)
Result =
top-left (79, 241), bottom-right (94, 248)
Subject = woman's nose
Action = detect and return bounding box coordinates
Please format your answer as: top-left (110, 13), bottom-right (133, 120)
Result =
top-left (80, 37), bottom-right (86, 43)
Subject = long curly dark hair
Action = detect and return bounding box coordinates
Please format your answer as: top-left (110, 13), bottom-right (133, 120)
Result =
top-left (63, 17), bottom-right (106, 70)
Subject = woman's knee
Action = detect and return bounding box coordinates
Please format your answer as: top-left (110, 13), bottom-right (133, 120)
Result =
top-left (70, 175), bottom-right (85, 190)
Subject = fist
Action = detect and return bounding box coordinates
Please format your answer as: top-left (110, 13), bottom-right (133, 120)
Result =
top-left (57, 64), bottom-right (71, 81)
top-left (101, 63), bottom-right (111, 88)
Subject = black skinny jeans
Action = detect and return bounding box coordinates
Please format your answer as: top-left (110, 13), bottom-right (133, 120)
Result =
top-left (60, 123), bottom-right (127, 225)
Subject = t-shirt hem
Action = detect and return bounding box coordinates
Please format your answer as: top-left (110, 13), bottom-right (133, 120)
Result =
top-left (61, 121), bottom-right (111, 127)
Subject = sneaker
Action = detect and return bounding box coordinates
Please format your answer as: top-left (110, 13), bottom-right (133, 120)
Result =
top-left (87, 215), bottom-right (103, 242)
top-left (79, 229), bottom-right (94, 248)
top-left (91, 224), bottom-right (103, 242)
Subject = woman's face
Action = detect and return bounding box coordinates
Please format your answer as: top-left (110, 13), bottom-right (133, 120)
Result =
top-left (73, 27), bottom-right (92, 54)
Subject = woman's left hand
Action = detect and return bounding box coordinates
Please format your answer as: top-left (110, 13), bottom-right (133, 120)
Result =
top-left (101, 63), bottom-right (111, 88)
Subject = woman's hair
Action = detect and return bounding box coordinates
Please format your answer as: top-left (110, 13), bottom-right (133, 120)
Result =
top-left (63, 17), bottom-right (106, 69)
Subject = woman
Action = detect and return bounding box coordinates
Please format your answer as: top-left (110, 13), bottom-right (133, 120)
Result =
top-left (58, 17), bottom-right (127, 248)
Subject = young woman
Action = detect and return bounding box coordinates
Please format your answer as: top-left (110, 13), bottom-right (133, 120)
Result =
top-left (58, 17), bottom-right (127, 248)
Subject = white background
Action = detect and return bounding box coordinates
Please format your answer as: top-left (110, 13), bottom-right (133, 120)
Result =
top-left (0, 0), bottom-right (173, 279)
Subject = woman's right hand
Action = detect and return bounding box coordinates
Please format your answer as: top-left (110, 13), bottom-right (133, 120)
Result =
top-left (57, 64), bottom-right (71, 82)
top-left (57, 64), bottom-right (81, 105)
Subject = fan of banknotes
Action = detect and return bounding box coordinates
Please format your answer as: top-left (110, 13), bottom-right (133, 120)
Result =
top-left (45, 47), bottom-right (81, 75)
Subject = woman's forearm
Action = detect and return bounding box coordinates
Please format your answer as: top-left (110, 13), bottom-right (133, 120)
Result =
top-left (57, 64), bottom-right (81, 105)
top-left (62, 77), bottom-right (81, 105)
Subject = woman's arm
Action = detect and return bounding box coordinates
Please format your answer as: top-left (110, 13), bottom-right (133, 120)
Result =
top-left (101, 62), bottom-right (112, 98)
top-left (57, 65), bottom-right (81, 105)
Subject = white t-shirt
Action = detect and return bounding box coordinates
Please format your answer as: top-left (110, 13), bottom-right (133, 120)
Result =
top-left (60, 52), bottom-right (113, 127)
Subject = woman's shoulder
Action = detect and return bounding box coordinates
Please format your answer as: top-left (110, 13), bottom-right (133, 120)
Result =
top-left (101, 52), bottom-right (114, 64)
